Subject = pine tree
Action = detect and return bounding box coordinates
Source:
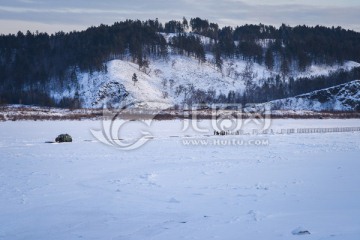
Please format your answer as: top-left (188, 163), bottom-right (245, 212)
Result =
top-left (280, 57), bottom-right (290, 80)
top-left (182, 17), bottom-right (189, 31)
top-left (214, 43), bottom-right (223, 71)
top-left (132, 73), bottom-right (138, 86)
top-left (265, 48), bottom-right (274, 71)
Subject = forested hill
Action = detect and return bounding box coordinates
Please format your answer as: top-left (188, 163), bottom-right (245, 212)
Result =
top-left (1, 17), bottom-right (360, 108)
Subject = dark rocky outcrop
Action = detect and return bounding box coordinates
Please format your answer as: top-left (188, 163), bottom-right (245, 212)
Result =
top-left (55, 134), bottom-right (72, 143)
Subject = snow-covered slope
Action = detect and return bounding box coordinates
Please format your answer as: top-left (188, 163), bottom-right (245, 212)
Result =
top-left (295, 61), bottom-right (360, 80)
top-left (50, 52), bottom-right (360, 109)
top-left (65, 55), bottom-right (251, 109)
top-left (269, 80), bottom-right (360, 111)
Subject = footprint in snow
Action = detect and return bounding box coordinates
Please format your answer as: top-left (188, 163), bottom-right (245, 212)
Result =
top-left (168, 197), bottom-right (180, 203)
top-left (140, 173), bottom-right (158, 181)
top-left (292, 227), bottom-right (311, 235)
top-left (247, 210), bottom-right (265, 222)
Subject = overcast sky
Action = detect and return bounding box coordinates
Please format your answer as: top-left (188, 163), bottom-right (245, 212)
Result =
top-left (0, 0), bottom-right (359, 34)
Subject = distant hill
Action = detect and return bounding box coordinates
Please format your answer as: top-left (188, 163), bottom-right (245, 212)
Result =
top-left (1, 18), bottom-right (360, 109)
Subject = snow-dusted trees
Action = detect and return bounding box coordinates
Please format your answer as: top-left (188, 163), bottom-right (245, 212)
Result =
top-left (242, 61), bottom-right (258, 89)
top-left (218, 27), bottom-right (235, 58)
top-left (170, 34), bottom-right (206, 62)
top-left (164, 20), bottom-right (185, 33)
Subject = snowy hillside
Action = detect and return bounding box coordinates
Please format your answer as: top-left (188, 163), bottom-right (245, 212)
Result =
top-left (3, 20), bottom-right (360, 109)
top-left (268, 80), bottom-right (360, 111)
top-left (55, 55), bottom-right (250, 109)
top-left (50, 53), bottom-right (360, 109)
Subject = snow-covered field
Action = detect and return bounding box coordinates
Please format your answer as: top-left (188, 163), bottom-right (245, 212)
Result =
top-left (1, 119), bottom-right (360, 240)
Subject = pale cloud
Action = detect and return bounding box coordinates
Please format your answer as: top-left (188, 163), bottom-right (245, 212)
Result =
top-left (0, 6), bottom-right (149, 14)
top-left (0, 0), bottom-right (359, 34)
top-left (0, 19), bottom-right (86, 34)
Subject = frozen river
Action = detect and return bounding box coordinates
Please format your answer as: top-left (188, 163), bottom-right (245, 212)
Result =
top-left (0, 119), bottom-right (360, 240)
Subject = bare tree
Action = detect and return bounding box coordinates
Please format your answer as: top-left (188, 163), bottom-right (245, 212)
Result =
top-left (169, 79), bottom-right (175, 92)
top-left (162, 91), bottom-right (169, 99)
top-left (161, 78), bottom-right (168, 88)
top-left (132, 73), bottom-right (138, 86)
top-left (241, 61), bottom-right (258, 88)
